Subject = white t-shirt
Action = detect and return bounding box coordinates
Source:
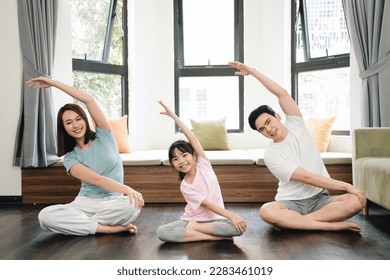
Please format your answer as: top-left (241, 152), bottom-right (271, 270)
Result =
top-left (264, 115), bottom-right (329, 201)
top-left (180, 156), bottom-right (225, 221)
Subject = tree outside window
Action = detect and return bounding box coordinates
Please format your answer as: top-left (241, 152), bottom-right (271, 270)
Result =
top-left (70, 0), bottom-right (128, 118)
top-left (292, 0), bottom-right (350, 133)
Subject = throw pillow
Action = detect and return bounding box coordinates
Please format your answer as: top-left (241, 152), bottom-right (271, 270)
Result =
top-left (108, 115), bottom-right (131, 153)
top-left (90, 115), bottom-right (131, 153)
top-left (306, 116), bottom-right (336, 153)
top-left (190, 118), bottom-right (230, 150)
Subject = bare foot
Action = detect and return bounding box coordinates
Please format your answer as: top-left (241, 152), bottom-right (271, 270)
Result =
top-left (127, 224), bottom-right (137, 235)
top-left (329, 220), bottom-right (361, 233)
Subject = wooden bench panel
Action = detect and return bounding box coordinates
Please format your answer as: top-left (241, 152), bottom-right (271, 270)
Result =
top-left (21, 164), bottom-right (352, 204)
top-left (214, 165), bottom-right (278, 202)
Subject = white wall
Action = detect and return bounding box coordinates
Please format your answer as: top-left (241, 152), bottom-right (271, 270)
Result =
top-left (0, 0), bottom-right (22, 196)
top-left (0, 0), bottom-right (360, 197)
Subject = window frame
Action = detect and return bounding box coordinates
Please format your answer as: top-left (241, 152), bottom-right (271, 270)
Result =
top-left (71, 0), bottom-right (129, 117)
top-left (291, 0), bottom-right (350, 135)
top-left (173, 0), bottom-right (244, 133)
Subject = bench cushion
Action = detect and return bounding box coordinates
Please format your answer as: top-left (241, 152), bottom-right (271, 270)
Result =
top-left (320, 152), bottom-right (352, 164)
top-left (162, 149), bottom-right (255, 166)
top-left (246, 149), bottom-right (266, 166)
top-left (121, 149), bottom-right (166, 166)
top-left (49, 149), bottom-right (351, 168)
top-left (247, 149), bottom-right (351, 166)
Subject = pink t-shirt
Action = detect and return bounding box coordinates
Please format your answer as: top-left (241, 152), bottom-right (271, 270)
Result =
top-left (180, 156), bottom-right (225, 221)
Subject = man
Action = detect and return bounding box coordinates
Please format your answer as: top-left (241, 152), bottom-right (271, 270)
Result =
top-left (229, 61), bottom-right (366, 232)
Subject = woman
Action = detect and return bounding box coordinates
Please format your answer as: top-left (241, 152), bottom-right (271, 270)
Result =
top-left (28, 77), bottom-right (144, 236)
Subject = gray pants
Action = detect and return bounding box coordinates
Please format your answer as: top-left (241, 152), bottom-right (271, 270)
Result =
top-left (157, 219), bottom-right (242, 242)
top-left (38, 195), bottom-right (140, 236)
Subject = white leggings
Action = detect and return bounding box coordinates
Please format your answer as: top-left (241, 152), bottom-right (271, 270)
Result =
top-left (38, 195), bottom-right (140, 236)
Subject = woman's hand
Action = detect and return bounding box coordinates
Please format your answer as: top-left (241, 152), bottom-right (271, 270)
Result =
top-left (126, 189), bottom-right (145, 209)
top-left (26, 76), bottom-right (55, 89)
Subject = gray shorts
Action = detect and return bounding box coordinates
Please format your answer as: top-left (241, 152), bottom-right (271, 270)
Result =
top-left (277, 190), bottom-right (334, 215)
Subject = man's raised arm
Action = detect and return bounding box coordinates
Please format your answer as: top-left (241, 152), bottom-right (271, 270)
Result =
top-left (229, 61), bottom-right (301, 117)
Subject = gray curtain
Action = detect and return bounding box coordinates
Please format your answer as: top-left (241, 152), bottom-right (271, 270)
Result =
top-left (13, 0), bottom-right (59, 167)
top-left (343, 0), bottom-right (390, 127)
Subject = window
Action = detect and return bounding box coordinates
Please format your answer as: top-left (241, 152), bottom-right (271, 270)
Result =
top-left (174, 0), bottom-right (244, 132)
top-left (292, 0), bottom-right (350, 133)
top-left (70, 0), bottom-right (128, 118)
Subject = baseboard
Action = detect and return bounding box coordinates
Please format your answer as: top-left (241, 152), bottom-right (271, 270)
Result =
top-left (0, 196), bottom-right (23, 205)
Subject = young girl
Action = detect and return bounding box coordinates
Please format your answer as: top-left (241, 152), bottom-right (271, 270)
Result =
top-left (156, 100), bottom-right (247, 242)
top-left (27, 77), bottom-right (144, 236)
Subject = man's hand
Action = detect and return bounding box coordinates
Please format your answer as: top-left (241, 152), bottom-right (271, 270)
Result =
top-left (229, 61), bottom-right (254, 76)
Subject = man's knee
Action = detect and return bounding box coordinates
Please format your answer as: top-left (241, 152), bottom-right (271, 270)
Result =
top-left (334, 193), bottom-right (364, 215)
top-left (348, 194), bottom-right (364, 213)
top-left (259, 203), bottom-right (277, 223)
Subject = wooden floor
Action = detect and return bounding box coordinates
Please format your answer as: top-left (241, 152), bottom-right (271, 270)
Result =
top-left (0, 202), bottom-right (389, 260)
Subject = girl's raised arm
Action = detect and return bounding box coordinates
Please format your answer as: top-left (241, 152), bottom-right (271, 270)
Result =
top-left (27, 76), bottom-right (110, 131)
top-left (158, 100), bottom-right (206, 159)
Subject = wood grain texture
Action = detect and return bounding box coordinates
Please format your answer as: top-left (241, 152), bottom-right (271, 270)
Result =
top-left (21, 164), bottom-right (352, 204)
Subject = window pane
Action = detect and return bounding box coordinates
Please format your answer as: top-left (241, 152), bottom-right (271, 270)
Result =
top-left (295, 12), bottom-right (305, 63)
top-left (182, 0), bottom-right (234, 66)
top-left (305, 0), bottom-right (350, 58)
top-left (73, 72), bottom-right (122, 118)
top-left (108, 0), bottom-right (124, 65)
top-left (298, 68), bottom-right (350, 130)
top-left (71, 0), bottom-right (111, 61)
top-left (179, 77), bottom-right (239, 130)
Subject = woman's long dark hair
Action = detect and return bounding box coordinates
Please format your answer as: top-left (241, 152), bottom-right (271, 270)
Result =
top-left (57, 103), bottom-right (96, 157)
top-left (168, 140), bottom-right (195, 181)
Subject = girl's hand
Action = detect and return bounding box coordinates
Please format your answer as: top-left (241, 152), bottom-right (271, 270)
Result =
top-left (26, 76), bottom-right (54, 89)
top-left (229, 213), bottom-right (247, 233)
top-left (158, 100), bottom-right (176, 118)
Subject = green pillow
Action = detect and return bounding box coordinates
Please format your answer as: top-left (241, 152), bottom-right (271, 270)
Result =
top-left (190, 118), bottom-right (230, 150)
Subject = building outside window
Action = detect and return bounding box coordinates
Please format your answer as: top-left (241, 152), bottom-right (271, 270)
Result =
top-left (292, 0), bottom-right (350, 133)
top-left (70, 0), bottom-right (128, 118)
top-left (174, 0), bottom-right (244, 132)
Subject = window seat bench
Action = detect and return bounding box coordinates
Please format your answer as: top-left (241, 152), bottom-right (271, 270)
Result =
top-left (21, 149), bottom-right (352, 204)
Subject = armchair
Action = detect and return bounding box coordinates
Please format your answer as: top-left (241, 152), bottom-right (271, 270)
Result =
top-left (352, 128), bottom-right (390, 215)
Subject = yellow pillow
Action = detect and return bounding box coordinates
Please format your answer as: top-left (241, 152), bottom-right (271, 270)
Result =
top-left (190, 118), bottom-right (230, 150)
top-left (306, 116), bottom-right (336, 153)
top-left (108, 115), bottom-right (131, 153)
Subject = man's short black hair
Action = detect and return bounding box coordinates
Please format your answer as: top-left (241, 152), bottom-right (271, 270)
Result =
top-left (248, 105), bottom-right (276, 130)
